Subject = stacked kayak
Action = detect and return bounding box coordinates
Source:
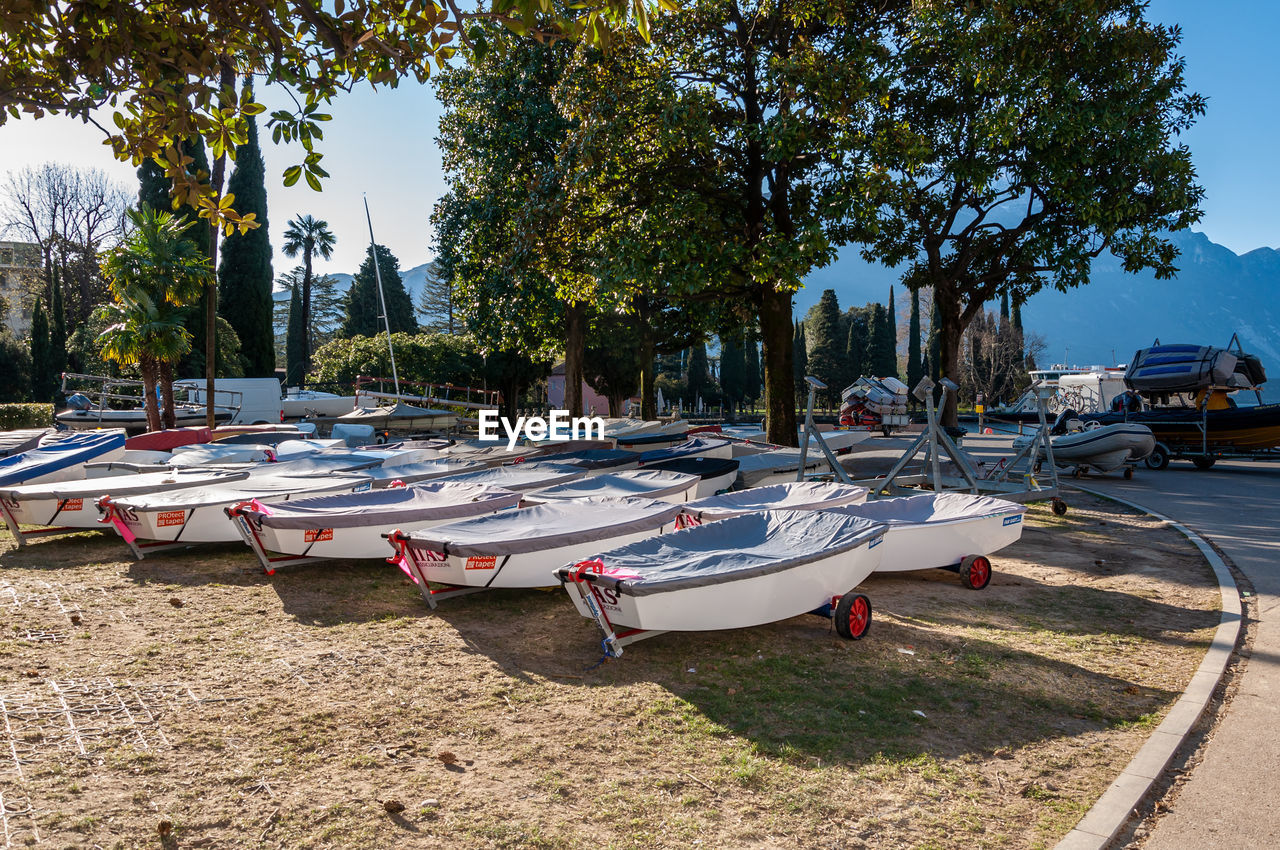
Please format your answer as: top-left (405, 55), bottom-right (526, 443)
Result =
top-left (229, 481), bottom-right (522, 572)
top-left (0, 431), bottom-right (126, 488)
top-left (557, 509), bottom-right (887, 656)
top-left (386, 497), bottom-right (683, 607)
top-left (678, 481), bottom-right (869, 526)
top-left (824, 493), bottom-right (1027, 589)
top-left (525, 470), bottom-right (700, 504)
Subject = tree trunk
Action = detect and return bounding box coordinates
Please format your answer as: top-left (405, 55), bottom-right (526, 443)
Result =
top-left (140, 358), bottom-right (162, 433)
top-left (638, 315), bottom-right (657, 421)
top-left (759, 286), bottom-right (797, 446)
top-left (563, 301), bottom-right (586, 417)
top-left (607, 395), bottom-right (624, 418)
top-left (158, 360), bottom-right (177, 430)
top-left (301, 248), bottom-right (312, 386)
top-left (933, 281), bottom-right (964, 427)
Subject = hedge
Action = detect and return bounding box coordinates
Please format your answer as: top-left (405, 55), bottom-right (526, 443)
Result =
top-left (0, 403), bottom-right (54, 430)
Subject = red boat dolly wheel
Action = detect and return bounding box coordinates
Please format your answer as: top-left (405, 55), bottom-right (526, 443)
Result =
top-left (834, 593), bottom-right (872, 640)
top-left (960, 555), bottom-right (992, 590)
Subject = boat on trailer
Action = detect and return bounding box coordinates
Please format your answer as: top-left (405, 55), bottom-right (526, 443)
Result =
top-left (0, 467), bottom-right (250, 546)
top-left (556, 509), bottom-right (887, 658)
top-left (823, 492), bottom-right (1027, 589)
top-left (1014, 419), bottom-right (1154, 476)
top-left (677, 481), bottom-right (869, 527)
top-left (229, 481), bottom-right (522, 573)
top-left (385, 496), bottom-right (684, 608)
top-left (99, 471), bottom-right (372, 558)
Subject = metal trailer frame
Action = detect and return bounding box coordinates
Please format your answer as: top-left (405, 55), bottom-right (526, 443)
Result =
top-left (383, 530), bottom-right (495, 609)
top-left (0, 499), bottom-right (95, 547)
top-left (226, 502), bottom-right (329, 575)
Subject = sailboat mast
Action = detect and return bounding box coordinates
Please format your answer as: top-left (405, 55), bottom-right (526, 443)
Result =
top-left (363, 195), bottom-right (401, 396)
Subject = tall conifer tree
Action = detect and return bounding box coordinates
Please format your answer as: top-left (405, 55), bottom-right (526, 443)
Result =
top-left (885, 286), bottom-right (898, 377)
top-left (217, 87), bottom-right (275, 376)
top-left (50, 262), bottom-right (67, 379)
top-left (906, 288), bottom-right (923, 394)
top-left (285, 283), bottom-right (306, 387)
top-left (340, 244), bottom-right (417, 338)
top-left (744, 328), bottom-right (761, 406)
top-left (792, 322), bottom-right (808, 404)
top-left (29, 297), bottom-right (51, 401)
top-left (927, 297), bottom-right (942, 380)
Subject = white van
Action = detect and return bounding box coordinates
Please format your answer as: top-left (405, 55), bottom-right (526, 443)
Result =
top-left (175, 378), bottom-right (284, 425)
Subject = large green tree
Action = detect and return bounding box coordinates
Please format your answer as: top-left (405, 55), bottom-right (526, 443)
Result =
top-left (217, 87), bottom-right (275, 377)
top-left (866, 0), bottom-right (1204, 423)
top-left (340, 243), bottom-right (418, 339)
top-left (804, 289), bottom-right (846, 407)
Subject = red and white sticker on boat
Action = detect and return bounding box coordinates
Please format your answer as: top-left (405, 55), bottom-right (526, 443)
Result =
top-left (156, 510), bottom-right (186, 527)
top-left (61, 499), bottom-right (84, 511)
top-left (465, 556), bottom-right (497, 570)
top-left (304, 528), bottom-right (333, 543)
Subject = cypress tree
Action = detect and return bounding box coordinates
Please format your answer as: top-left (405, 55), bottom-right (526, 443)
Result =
top-left (217, 94), bottom-right (275, 377)
top-left (866, 303), bottom-right (894, 377)
top-left (50, 263), bottom-right (67, 379)
top-left (846, 308), bottom-right (868, 382)
top-left (906, 287), bottom-right (923, 394)
top-left (885, 286), bottom-right (898, 378)
top-left (804, 289), bottom-right (845, 405)
top-left (29, 297), bottom-right (51, 401)
top-left (687, 342), bottom-right (711, 408)
top-left (927, 296), bottom-right (942, 380)
top-left (137, 159), bottom-right (170, 213)
top-left (744, 328), bottom-right (761, 405)
top-left (1011, 295), bottom-right (1026, 371)
top-left (340, 244), bottom-right (418, 338)
top-left (792, 322), bottom-right (808, 404)
top-left (285, 283), bottom-right (306, 387)
top-left (719, 333), bottom-right (745, 416)
top-left (1000, 291), bottom-right (1010, 322)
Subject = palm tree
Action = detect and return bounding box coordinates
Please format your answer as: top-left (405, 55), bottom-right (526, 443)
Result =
top-left (99, 208), bottom-right (212, 430)
top-left (281, 215), bottom-right (336, 382)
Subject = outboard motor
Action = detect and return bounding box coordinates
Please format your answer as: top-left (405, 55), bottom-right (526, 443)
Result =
top-left (1051, 408), bottom-right (1080, 436)
top-left (66, 392), bottom-right (92, 411)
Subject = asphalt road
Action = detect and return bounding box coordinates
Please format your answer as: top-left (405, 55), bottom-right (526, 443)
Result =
top-left (870, 433), bottom-right (1280, 847)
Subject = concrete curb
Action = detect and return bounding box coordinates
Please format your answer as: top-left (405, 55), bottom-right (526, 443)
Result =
top-left (1053, 487), bottom-right (1243, 850)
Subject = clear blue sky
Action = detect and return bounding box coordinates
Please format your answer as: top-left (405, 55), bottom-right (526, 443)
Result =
top-left (0, 0), bottom-right (1275, 279)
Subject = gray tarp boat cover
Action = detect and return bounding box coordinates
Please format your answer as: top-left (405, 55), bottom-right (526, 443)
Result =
top-left (1124, 344), bottom-right (1238, 394)
top-left (526, 470), bottom-right (698, 502)
top-left (437, 462), bottom-right (587, 492)
top-left (578, 509), bottom-right (885, 597)
top-left (534, 449), bottom-right (637, 471)
top-left (401, 496), bottom-right (682, 556)
top-left (823, 492), bottom-right (1025, 525)
top-left (641, 456), bottom-right (739, 480)
top-left (250, 455), bottom-right (385, 477)
top-left (168, 445), bottom-right (272, 467)
top-left (682, 481), bottom-right (869, 521)
top-left (362, 458), bottom-right (483, 484)
top-left (334, 401), bottom-right (457, 426)
top-left (243, 481), bottom-right (522, 530)
top-left (0, 468), bottom-right (251, 502)
top-left (637, 437), bottom-right (734, 465)
top-left (732, 449), bottom-right (825, 488)
top-left (112, 473), bottom-right (371, 511)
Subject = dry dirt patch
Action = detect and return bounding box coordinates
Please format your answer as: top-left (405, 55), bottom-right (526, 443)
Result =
top-left (0, 492), bottom-right (1218, 849)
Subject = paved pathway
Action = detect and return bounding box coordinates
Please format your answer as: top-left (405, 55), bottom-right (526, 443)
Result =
top-left (1077, 460), bottom-right (1280, 848)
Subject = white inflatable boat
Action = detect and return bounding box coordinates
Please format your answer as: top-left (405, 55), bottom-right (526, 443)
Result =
top-left (229, 481), bottom-right (522, 572)
top-left (1015, 422), bottom-right (1155, 475)
top-left (557, 509), bottom-right (887, 657)
top-left (385, 496), bottom-right (683, 607)
top-left (824, 493), bottom-right (1027, 589)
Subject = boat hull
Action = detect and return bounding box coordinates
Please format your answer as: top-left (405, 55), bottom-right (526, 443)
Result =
top-left (1089, 404), bottom-right (1280, 452)
top-left (873, 512), bottom-right (1025, 573)
top-left (564, 539), bottom-right (883, 632)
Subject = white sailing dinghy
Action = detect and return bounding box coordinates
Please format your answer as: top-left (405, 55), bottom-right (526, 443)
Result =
top-left (385, 496), bottom-right (683, 608)
top-left (524, 470), bottom-right (700, 504)
top-left (639, 456), bottom-right (739, 497)
top-left (823, 493), bottom-right (1027, 589)
top-left (0, 468), bottom-right (250, 546)
top-left (677, 481), bottom-right (869, 527)
top-left (0, 430), bottom-right (127, 488)
top-left (556, 509), bottom-right (887, 658)
top-left (229, 481), bottom-right (521, 573)
top-left (99, 471), bottom-right (372, 559)
top-left (433, 462), bottom-right (587, 492)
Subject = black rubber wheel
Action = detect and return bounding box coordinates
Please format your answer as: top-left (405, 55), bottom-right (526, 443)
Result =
top-left (1145, 443), bottom-right (1170, 470)
top-left (1051, 498), bottom-right (1068, 516)
top-left (1123, 467), bottom-right (1134, 480)
top-left (881, 426), bottom-right (892, 437)
top-left (1192, 456), bottom-right (1216, 470)
top-left (833, 593), bottom-right (872, 640)
top-left (959, 555), bottom-right (992, 590)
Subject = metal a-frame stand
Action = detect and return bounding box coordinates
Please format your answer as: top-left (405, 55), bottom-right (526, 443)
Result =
top-left (796, 376), bottom-right (855, 484)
